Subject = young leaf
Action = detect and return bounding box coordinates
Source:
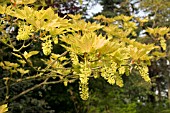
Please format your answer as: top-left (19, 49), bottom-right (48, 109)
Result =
top-left (0, 104), bottom-right (8, 113)
top-left (11, 0), bottom-right (36, 4)
top-left (160, 37), bottom-right (166, 50)
top-left (23, 51), bottom-right (39, 59)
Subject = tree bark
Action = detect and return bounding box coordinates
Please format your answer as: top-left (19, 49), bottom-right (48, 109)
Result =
top-left (168, 77), bottom-right (170, 107)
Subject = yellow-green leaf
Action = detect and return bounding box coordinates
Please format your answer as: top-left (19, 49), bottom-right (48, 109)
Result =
top-left (23, 51), bottom-right (39, 59)
top-left (160, 37), bottom-right (166, 50)
top-left (11, 0), bottom-right (36, 4)
top-left (17, 68), bottom-right (29, 74)
top-left (0, 104), bottom-right (8, 113)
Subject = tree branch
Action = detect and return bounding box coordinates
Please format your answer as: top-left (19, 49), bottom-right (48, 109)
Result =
top-left (0, 78), bottom-right (49, 106)
top-left (0, 73), bottom-right (77, 106)
top-left (0, 40), bottom-right (37, 71)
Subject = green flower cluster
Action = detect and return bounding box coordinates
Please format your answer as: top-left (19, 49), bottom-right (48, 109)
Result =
top-left (16, 25), bottom-right (33, 40)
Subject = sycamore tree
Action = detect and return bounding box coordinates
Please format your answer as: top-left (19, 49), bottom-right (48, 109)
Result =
top-left (0, 0), bottom-right (169, 112)
top-left (139, 0), bottom-right (170, 106)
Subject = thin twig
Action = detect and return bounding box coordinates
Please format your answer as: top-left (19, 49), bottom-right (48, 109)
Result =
top-left (0, 78), bottom-right (48, 105)
top-left (13, 40), bottom-right (32, 52)
top-left (0, 40), bottom-right (37, 71)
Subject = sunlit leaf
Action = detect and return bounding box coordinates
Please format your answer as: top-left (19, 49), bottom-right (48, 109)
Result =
top-left (0, 104), bottom-right (8, 113)
top-left (11, 0), bottom-right (36, 4)
top-left (23, 51), bottom-right (39, 59)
